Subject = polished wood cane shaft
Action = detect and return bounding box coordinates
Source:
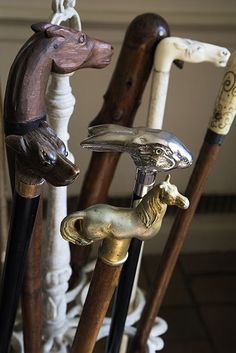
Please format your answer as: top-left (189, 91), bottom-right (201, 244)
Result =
top-left (71, 13), bottom-right (171, 274)
top-left (21, 199), bottom-right (43, 353)
top-left (130, 52), bottom-right (236, 353)
top-left (71, 258), bottom-right (123, 353)
top-left (130, 141), bottom-right (220, 353)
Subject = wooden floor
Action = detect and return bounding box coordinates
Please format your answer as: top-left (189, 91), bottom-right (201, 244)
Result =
top-left (96, 251), bottom-right (236, 353)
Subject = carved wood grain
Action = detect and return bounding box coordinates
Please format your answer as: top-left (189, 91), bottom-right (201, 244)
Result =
top-left (71, 258), bottom-right (123, 353)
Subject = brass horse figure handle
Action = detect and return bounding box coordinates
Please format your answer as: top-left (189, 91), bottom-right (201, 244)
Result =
top-left (61, 175), bottom-right (189, 265)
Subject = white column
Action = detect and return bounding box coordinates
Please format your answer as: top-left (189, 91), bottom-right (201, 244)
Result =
top-left (42, 1), bottom-right (81, 351)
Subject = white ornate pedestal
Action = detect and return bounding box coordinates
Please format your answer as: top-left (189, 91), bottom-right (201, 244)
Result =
top-left (42, 1), bottom-right (81, 351)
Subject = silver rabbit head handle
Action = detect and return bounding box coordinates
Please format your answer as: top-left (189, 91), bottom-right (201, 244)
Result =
top-left (81, 124), bottom-right (193, 173)
top-left (61, 174), bottom-right (189, 265)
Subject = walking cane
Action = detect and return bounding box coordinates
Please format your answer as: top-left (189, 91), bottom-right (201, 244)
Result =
top-left (21, 198), bottom-right (43, 353)
top-left (61, 124), bottom-right (192, 353)
top-left (106, 37), bottom-right (230, 353)
top-left (0, 85), bottom-right (8, 270)
top-left (130, 51), bottom-right (236, 353)
top-left (0, 122), bottom-right (79, 353)
top-left (70, 12), bottom-right (184, 276)
top-left (1, 22), bottom-right (112, 353)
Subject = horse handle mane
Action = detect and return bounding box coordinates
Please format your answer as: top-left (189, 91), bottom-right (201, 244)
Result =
top-left (135, 181), bottom-right (167, 228)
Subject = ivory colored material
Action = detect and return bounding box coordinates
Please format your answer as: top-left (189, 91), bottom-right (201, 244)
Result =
top-left (147, 37), bottom-right (230, 129)
top-left (43, 73), bottom-right (76, 348)
top-left (209, 53), bottom-right (236, 134)
top-left (130, 52), bottom-right (236, 353)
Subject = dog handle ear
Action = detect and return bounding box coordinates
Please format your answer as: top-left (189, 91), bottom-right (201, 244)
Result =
top-left (45, 26), bottom-right (71, 39)
top-left (5, 135), bottom-right (28, 155)
top-left (31, 22), bottom-right (53, 33)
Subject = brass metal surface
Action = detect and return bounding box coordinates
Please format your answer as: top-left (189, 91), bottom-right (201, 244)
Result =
top-left (16, 179), bottom-right (43, 198)
top-left (61, 176), bottom-right (189, 265)
top-left (99, 238), bottom-right (130, 266)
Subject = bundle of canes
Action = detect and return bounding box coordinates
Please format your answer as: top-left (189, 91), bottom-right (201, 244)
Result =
top-left (0, 22), bottom-right (112, 353)
top-left (70, 12), bottom-right (184, 277)
top-left (60, 124), bottom-right (193, 353)
top-left (130, 51), bottom-right (236, 353)
top-left (106, 37), bottom-right (230, 353)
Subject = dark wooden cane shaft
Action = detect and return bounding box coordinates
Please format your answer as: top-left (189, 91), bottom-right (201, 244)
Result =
top-left (71, 13), bottom-right (171, 274)
top-left (130, 139), bottom-right (221, 353)
top-left (0, 193), bottom-right (40, 353)
top-left (21, 199), bottom-right (43, 353)
top-left (71, 258), bottom-right (123, 353)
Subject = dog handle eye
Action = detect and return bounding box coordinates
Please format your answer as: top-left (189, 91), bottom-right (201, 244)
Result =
top-left (78, 34), bottom-right (86, 44)
top-left (41, 150), bottom-right (56, 167)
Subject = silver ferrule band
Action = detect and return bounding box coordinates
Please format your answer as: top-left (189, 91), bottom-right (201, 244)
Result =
top-left (133, 169), bottom-right (157, 198)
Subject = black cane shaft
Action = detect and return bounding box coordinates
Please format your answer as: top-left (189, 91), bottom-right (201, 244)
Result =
top-left (107, 170), bottom-right (155, 353)
top-left (130, 139), bottom-right (221, 353)
top-left (22, 199), bottom-right (43, 353)
top-left (0, 193), bottom-right (40, 353)
top-left (107, 238), bottom-right (143, 353)
top-left (71, 258), bottom-right (123, 353)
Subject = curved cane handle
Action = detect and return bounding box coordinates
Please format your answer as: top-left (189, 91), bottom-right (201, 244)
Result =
top-left (209, 51), bottom-right (236, 135)
top-left (148, 37), bottom-right (230, 129)
top-left (154, 37), bottom-right (230, 73)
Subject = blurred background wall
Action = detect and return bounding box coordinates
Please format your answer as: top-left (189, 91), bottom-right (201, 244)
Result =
top-left (0, 0), bottom-right (236, 252)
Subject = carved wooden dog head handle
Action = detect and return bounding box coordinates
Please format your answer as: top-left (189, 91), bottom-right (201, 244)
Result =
top-left (31, 22), bottom-right (114, 72)
top-left (4, 22), bottom-right (113, 127)
top-left (81, 124), bottom-right (193, 172)
top-left (5, 121), bottom-right (80, 187)
top-left (61, 175), bottom-right (189, 265)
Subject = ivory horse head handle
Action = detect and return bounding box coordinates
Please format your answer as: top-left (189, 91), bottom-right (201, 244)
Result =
top-left (155, 37), bottom-right (230, 73)
top-left (81, 124), bottom-right (193, 172)
top-left (61, 175), bottom-right (189, 265)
